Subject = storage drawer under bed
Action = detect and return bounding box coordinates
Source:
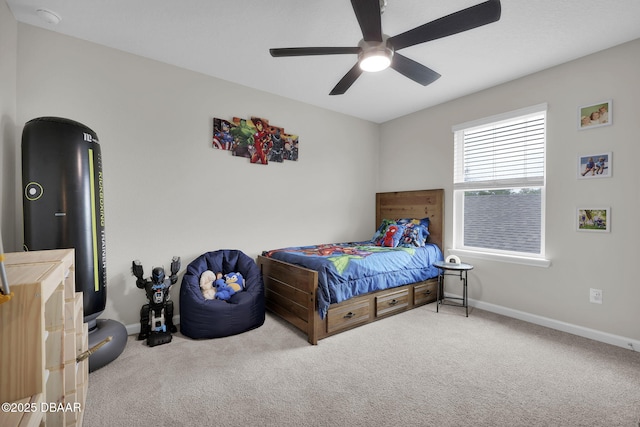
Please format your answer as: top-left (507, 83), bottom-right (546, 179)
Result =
top-left (375, 288), bottom-right (409, 317)
top-left (413, 279), bottom-right (437, 306)
top-left (326, 299), bottom-right (371, 334)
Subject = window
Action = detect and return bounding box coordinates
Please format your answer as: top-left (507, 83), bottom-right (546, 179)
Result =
top-left (452, 104), bottom-right (547, 263)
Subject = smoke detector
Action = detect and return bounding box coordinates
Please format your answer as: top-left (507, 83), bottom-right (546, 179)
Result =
top-left (36, 9), bottom-right (62, 25)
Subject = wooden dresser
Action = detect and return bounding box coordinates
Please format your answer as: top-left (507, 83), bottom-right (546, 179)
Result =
top-left (0, 249), bottom-right (88, 426)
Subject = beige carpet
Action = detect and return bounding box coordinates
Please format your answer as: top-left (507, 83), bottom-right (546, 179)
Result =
top-left (84, 305), bottom-right (640, 427)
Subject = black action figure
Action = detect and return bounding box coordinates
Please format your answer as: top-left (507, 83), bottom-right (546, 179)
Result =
top-left (132, 256), bottom-right (180, 347)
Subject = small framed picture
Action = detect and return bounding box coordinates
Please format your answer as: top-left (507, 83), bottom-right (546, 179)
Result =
top-left (578, 100), bottom-right (612, 130)
top-left (576, 207), bottom-right (610, 232)
top-left (577, 152), bottom-right (612, 179)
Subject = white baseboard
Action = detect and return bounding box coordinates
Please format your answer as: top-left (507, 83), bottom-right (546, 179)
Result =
top-left (124, 323), bottom-right (139, 336)
top-left (128, 303), bottom-right (639, 353)
top-left (468, 297), bottom-right (639, 352)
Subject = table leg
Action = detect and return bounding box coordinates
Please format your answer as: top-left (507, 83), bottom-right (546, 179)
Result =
top-left (436, 271), bottom-right (442, 312)
top-left (463, 270), bottom-right (468, 317)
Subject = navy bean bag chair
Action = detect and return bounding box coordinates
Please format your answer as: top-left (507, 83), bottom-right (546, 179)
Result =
top-left (179, 250), bottom-right (265, 339)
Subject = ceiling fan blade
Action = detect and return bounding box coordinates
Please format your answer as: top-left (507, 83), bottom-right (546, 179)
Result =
top-left (329, 63), bottom-right (364, 95)
top-left (389, 0), bottom-right (501, 50)
top-left (270, 47), bottom-right (361, 57)
top-left (351, 0), bottom-right (383, 42)
top-left (391, 53), bottom-right (441, 86)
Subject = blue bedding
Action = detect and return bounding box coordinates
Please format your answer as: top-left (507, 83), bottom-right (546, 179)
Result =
top-left (263, 241), bottom-right (443, 319)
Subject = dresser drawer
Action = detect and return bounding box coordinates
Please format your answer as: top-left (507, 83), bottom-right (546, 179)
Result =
top-left (414, 280), bottom-right (437, 306)
top-left (376, 288), bottom-right (409, 317)
top-left (327, 299), bottom-right (371, 334)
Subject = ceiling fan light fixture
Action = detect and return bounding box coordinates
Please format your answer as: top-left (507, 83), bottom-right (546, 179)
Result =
top-left (359, 51), bottom-right (391, 72)
top-left (358, 40), bottom-right (393, 72)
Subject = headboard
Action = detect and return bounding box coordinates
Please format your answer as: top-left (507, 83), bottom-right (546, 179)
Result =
top-left (375, 189), bottom-right (444, 250)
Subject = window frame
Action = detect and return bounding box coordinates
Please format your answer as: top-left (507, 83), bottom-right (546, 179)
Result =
top-left (451, 103), bottom-right (550, 267)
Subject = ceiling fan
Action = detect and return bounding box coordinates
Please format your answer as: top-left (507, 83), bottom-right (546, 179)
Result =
top-left (269, 0), bottom-right (501, 95)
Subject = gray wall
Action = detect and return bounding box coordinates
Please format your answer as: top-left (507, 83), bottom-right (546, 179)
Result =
top-left (0, 0), bottom-right (17, 253)
top-left (12, 23), bottom-right (379, 328)
top-left (380, 39), bottom-right (640, 345)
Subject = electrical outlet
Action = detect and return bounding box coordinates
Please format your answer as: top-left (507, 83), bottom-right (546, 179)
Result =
top-left (589, 288), bottom-right (603, 304)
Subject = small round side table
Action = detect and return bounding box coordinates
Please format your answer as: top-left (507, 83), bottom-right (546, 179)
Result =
top-left (434, 260), bottom-right (474, 317)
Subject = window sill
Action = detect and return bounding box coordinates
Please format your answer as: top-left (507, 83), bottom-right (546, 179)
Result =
top-left (449, 249), bottom-right (551, 268)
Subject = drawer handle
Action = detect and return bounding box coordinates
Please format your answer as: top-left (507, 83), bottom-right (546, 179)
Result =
top-left (388, 299), bottom-right (399, 306)
top-left (344, 312), bottom-right (356, 319)
top-left (423, 290), bottom-right (432, 295)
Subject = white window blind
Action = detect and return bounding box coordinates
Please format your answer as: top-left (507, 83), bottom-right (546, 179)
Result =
top-left (453, 104), bottom-right (546, 190)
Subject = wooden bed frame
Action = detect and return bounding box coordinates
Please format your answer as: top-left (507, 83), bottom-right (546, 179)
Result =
top-left (257, 189), bottom-right (444, 344)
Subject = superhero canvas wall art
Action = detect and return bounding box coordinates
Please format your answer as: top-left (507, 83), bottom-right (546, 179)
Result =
top-left (213, 116), bottom-right (298, 165)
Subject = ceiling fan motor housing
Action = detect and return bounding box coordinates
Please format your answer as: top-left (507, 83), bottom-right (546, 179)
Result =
top-left (358, 36), bottom-right (394, 72)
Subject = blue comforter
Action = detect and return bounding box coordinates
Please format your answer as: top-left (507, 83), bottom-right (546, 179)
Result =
top-left (263, 241), bottom-right (443, 319)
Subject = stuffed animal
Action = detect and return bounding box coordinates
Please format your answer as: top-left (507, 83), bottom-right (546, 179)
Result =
top-left (214, 274), bottom-right (236, 301)
top-left (224, 272), bottom-right (245, 292)
top-left (199, 270), bottom-right (217, 300)
top-left (213, 274), bottom-right (225, 292)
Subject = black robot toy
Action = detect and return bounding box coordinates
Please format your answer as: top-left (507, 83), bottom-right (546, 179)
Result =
top-left (132, 256), bottom-right (180, 347)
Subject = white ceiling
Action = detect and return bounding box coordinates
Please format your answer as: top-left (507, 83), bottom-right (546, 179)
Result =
top-left (7, 0), bottom-right (640, 123)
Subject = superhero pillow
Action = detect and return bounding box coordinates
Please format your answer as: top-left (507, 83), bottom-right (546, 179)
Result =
top-left (371, 219), bottom-right (396, 245)
top-left (395, 217), bottom-right (430, 247)
top-left (377, 224), bottom-right (406, 248)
